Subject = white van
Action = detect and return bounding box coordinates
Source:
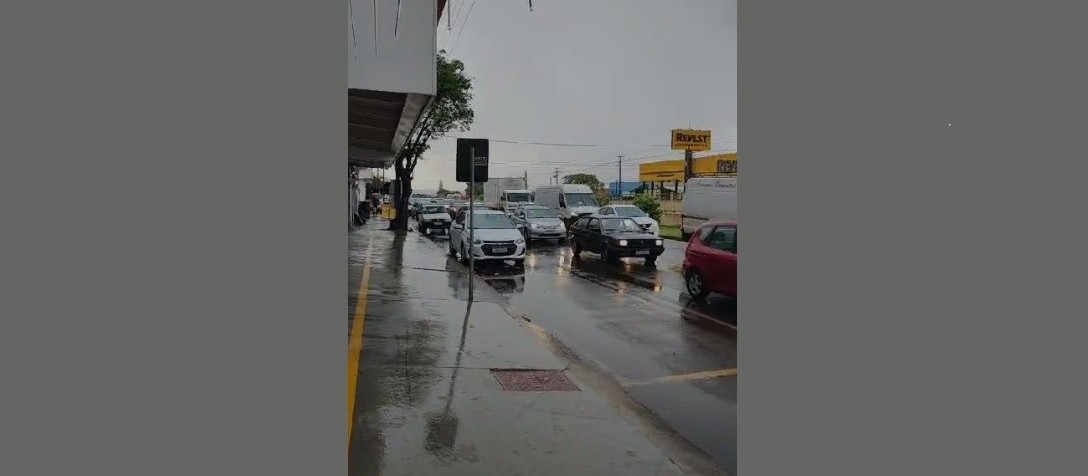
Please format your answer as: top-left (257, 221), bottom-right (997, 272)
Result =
top-left (532, 184), bottom-right (600, 221)
top-left (681, 177), bottom-right (737, 239)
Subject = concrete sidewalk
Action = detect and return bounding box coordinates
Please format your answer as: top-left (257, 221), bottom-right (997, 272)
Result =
top-left (349, 220), bottom-right (726, 476)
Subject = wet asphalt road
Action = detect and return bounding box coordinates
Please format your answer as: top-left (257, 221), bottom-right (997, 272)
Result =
top-left (418, 229), bottom-right (739, 475)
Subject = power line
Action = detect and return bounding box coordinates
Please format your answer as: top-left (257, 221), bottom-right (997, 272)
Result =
top-left (446, 137), bottom-right (737, 148)
top-left (448, 0), bottom-right (477, 54)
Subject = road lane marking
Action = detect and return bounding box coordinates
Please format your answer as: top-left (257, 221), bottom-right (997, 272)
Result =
top-left (621, 368), bottom-right (737, 388)
top-left (347, 235), bottom-right (375, 446)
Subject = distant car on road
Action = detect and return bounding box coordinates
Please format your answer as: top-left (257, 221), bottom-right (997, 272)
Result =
top-left (681, 221), bottom-right (737, 300)
top-left (410, 198), bottom-right (440, 218)
top-left (415, 204), bottom-right (451, 235)
top-left (510, 205), bottom-right (567, 245)
top-left (446, 200), bottom-right (467, 218)
top-left (449, 209), bottom-right (527, 268)
top-left (568, 214), bottom-right (665, 266)
top-left (597, 204), bottom-right (660, 236)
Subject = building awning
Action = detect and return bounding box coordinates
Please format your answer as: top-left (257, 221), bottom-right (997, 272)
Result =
top-left (348, 88), bottom-right (433, 169)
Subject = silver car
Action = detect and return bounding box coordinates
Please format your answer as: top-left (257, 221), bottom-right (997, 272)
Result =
top-left (415, 204), bottom-right (451, 235)
top-left (511, 205), bottom-right (567, 244)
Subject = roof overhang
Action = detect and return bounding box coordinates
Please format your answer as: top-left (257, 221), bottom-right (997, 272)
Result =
top-left (348, 89), bottom-right (432, 168)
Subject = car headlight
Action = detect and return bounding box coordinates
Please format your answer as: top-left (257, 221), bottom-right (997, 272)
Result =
top-left (656, 239), bottom-right (663, 246)
top-left (619, 240), bottom-right (628, 246)
top-left (515, 237), bottom-right (525, 244)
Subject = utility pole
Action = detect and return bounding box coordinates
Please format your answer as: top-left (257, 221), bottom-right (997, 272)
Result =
top-left (553, 168), bottom-right (559, 185)
top-left (523, 171), bottom-right (529, 189)
top-left (684, 149), bottom-right (694, 182)
top-left (617, 155), bottom-right (624, 200)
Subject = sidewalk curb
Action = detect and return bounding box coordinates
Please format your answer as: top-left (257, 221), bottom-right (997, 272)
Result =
top-left (440, 243), bottom-right (731, 476)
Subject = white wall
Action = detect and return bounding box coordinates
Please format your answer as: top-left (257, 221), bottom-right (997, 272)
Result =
top-left (349, 0), bottom-right (437, 96)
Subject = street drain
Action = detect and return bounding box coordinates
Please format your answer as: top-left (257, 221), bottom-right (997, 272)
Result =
top-left (490, 369), bottom-right (581, 392)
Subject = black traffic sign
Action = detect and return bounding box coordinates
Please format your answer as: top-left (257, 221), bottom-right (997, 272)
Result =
top-left (456, 138), bottom-right (489, 183)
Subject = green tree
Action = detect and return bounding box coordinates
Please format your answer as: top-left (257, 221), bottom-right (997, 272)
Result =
top-left (562, 173), bottom-right (603, 189)
top-left (466, 183), bottom-right (483, 200)
top-left (594, 188), bottom-right (612, 207)
top-left (390, 51), bottom-right (475, 230)
top-left (632, 192), bottom-right (662, 221)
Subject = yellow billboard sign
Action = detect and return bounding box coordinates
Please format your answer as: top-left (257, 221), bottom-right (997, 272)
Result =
top-left (639, 153), bottom-right (737, 182)
top-left (671, 129), bottom-right (712, 151)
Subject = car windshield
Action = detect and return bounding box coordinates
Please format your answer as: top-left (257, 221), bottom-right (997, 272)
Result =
top-left (614, 206), bottom-right (647, 218)
top-left (421, 206), bottom-right (445, 214)
top-left (506, 192), bottom-right (532, 202)
top-left (470, 214), bottom-right (515, 229)
top-left (525, 208), bottom-right (558, 219)
top-left (600, 217), bottom-right (643, 233)
top-left (564, 193), bottom-right (598, 207)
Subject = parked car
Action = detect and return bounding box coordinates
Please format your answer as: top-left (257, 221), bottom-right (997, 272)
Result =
top-left (415, 204), bottom-right (451, 235)
top-left (408, 192), bottom-right (436, 207)
top-left (448, 209), bottom-right (527, 267)
top-left (410, 198), bottom-right (439, 218)
top-left (597, 204), bottom-right (660, 235)
top-left (568, 214), bottom-right (665, 266)
top-left (510, 205), bottom-right (567, 245)
top-left (681, 221), bottom-right (737, 300)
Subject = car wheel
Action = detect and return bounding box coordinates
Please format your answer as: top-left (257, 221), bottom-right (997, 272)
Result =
top-left (645, 256), bottom-right (657, 267)
top-left (686, 270), bottom-right (710, 300)
top-left (601, 247), bottom-right (616, 264)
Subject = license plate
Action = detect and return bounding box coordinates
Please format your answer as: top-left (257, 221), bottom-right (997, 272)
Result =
top-left (635, 250), bottom-right (650, 256)
top-left (492, 247), bottom-right (508, 253)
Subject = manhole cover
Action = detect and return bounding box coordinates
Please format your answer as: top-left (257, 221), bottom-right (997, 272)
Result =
top-left (490, 369), bottom-right (580, 392)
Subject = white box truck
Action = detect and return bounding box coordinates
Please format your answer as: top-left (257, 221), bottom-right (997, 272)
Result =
top-left (532, 184), bottom-right (600, 222)
top-left (680, 177), bottom-right (737, 239)
top-left (483, 177), bottom-right (531, 212)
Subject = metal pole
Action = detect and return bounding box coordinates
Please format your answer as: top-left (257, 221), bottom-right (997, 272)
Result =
top-left (684, 149), bottom-right (694, 182)
top-left (468, 147), bottom-right (475, 300)
top-left (618, 155), bottom-right (623, 199)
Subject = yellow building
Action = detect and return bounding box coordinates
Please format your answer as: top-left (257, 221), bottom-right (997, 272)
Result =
top-left (639, 153), bottom-right (737, 183)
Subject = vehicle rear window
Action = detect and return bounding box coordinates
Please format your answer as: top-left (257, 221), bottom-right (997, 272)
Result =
top-left (614, 206), bottom-right (647, 218)
top-left (707, 227), bottom-right (737, 253)
top-left (698, 225), bottom-right (715, 243)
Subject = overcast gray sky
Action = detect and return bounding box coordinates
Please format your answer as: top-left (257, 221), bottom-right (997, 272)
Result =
top-left (413, 0), bottom-right (737, 193)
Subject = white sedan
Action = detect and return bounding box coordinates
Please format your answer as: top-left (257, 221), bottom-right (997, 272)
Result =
top-left (597, 204), bottom-right (660, 235)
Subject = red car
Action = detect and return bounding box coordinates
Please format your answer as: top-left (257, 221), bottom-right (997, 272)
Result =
top-left (681, 221), bottom-right (737, 300)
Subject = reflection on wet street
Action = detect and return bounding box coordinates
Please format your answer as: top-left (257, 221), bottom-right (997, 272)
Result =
top-left (420, 231), bottom-right (739, 475)
top-left (350, 224), bottom-right (704, 476)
